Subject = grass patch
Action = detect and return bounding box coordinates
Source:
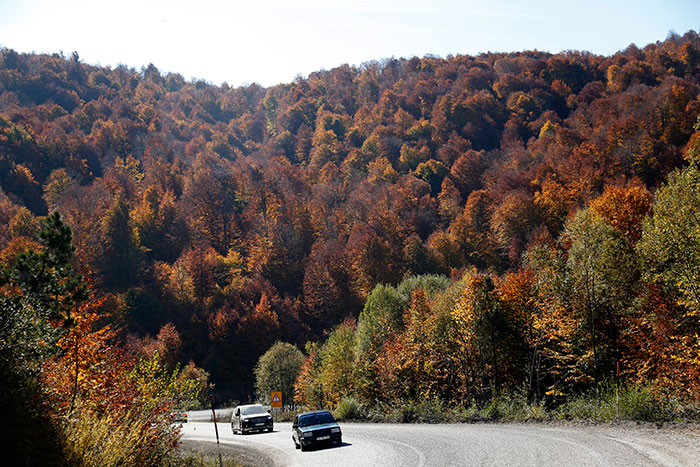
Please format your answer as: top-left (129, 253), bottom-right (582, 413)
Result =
top-left (62, 406), bottom-right (182, 466)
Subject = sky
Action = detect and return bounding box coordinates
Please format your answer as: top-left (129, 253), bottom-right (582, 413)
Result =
top-left (1, 0), bottom-right (699, 88)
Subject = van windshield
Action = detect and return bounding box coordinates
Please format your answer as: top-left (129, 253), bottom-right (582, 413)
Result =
top-left (298, 412), bottom-right (335, 427)
top-left (241, 405), bottom-right (266, 415)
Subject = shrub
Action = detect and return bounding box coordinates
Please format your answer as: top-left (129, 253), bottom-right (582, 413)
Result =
top-left (556, 383), bottom-right (662, 422)
top-left (618, 384), bottom-right (660, 421)
top-left (62, 406), bottom-right (181, 467)
top-left (385, 399), bottom-right (448, 423)
top-left (335, 396), bottom-right (366, 420)
top-left (471, 390), bottom-right (548, 421)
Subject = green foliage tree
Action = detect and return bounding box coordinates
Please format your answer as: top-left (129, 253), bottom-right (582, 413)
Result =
top-left (356, 283), bottom-right (407, 358)
top-left (254, 341), bottom-right (304, 407)
top-left (638, 163), bottom-right (700, 316)
top-left (318, 320), bottom-right (358, 409)
top-left (356, 275), bottom-right (450, 358)
top-left (563, 208), bottom-right (638, 382)
top-left (4, 211), bottom-right (88, 324)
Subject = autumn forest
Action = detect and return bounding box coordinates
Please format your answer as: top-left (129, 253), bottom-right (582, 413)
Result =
top-left (2, 29), bottom-right (700, 464)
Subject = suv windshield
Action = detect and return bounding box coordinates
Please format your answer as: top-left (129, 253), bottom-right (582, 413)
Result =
top-left (298, 412), bottom-right (335, 427)
top-left (241, 405), bottom-right (266, 416)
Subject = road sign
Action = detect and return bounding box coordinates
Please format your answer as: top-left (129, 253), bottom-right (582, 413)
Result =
top-left (271, 391), bottom-right (282, 408)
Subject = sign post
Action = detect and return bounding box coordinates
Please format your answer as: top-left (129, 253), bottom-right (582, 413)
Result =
top-left (210, 395), bottom-right (223, 467)
top-left (616, 360), bottom-right (620, 420)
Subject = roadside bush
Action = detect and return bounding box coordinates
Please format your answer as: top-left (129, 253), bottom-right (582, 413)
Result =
top-left (480, 392), bottom-right (548, 421)
top-left (385, 399), bottom-right (449, 423)
top-left (556, 383), bottom-right (662, 421)
top-left (335, 396), bottom-right (366, 420)
top-left (332, 385), bottom-right (683, 424)
top-left (618, 384), bottom-right (661, 421)
top-left (661, 396), bottom-right (700, 420)
top-left (444, 403), bottom-right (481, 422)
top-left (557, 389), bottom-right (615, 421)
top-left (62, 406), bottom-right (181, 467)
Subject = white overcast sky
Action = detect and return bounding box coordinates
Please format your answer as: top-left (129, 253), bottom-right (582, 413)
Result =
top-left (1, 0), bottom-right (699, 87)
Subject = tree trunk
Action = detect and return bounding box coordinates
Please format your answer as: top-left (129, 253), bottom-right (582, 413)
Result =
top-left (69, 333), bottom-right (79, 413)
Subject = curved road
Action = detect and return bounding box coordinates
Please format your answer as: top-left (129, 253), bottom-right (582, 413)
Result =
top-left (180, 420), bottom-right (700, 466)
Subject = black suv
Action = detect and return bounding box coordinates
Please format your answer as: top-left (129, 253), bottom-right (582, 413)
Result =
top-left (231, 404), bottom-right (273, 434)
top-left (292, 410), bottom-right (342, 451)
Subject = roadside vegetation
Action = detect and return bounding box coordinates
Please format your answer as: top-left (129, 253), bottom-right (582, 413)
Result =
top-left (0, 214), bottom-right (208, 466)
top-left (330, 384), bottom-right (697, 424)
top-left (293, 159), bottom-right (700, 425)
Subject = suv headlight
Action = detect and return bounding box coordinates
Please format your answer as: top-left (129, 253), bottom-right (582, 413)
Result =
top-left (331, 427), bottom-right (340, 433)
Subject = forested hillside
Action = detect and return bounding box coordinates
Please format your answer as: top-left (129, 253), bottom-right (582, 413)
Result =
top-left (1, 31), bottom-right (700, 402)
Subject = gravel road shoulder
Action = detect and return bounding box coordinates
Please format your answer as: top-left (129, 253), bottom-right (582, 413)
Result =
top-left (179, 438), bottom-right (275, 467)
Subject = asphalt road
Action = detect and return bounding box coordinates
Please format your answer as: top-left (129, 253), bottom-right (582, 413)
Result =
top-left (180, 420), bottom-right (700, 466)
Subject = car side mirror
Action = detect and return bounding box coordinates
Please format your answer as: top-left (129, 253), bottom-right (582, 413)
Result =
top-left (292, 423), bottom-right (297, 428)
top-left (235, 410), bottom-right (240, 417)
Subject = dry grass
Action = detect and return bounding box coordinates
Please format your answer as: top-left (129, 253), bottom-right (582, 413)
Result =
top-left (62, 407), bottom-right (181, 466)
